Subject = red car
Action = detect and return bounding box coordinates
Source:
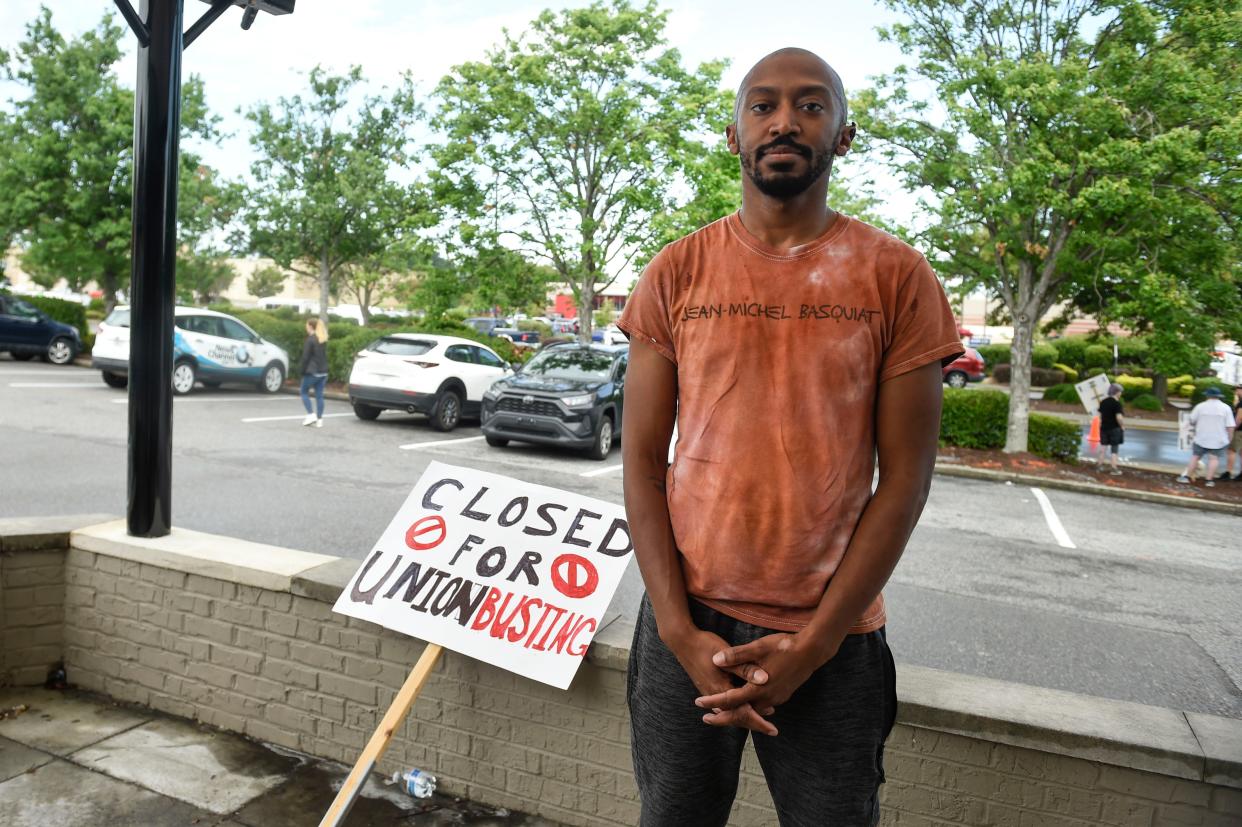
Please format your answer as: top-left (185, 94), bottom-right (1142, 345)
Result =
top-left (943, 348), bottom-right (985, 388)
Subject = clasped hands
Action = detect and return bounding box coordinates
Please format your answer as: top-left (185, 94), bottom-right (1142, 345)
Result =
top-left (668, 627), bottom-right (836, 738)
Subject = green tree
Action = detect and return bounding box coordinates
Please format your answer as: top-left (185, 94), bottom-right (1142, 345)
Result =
top-left (246, 264), bottom-right (288, 300)
top-left (857, 0), bottom-right (1241, 452)
top-left (0, 7), bottom-right (229, 307)
top-left (245, 66), bottom-right (432, 325)
top-left (175, 162), bottom-right (244, 305)
top-left (432, 0), bottom-right (727, 341)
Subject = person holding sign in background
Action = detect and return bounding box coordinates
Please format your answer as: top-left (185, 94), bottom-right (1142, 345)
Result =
top-left (618, 48), bottom-right (963, 826)
top-left (1177, 387), bottom-right (1235, 487)
top-left (1094, 383), bottom-right (1125, 475)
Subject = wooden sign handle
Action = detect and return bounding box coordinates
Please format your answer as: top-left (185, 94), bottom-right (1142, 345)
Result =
top-left (318, 643), bottom-right (444, 827)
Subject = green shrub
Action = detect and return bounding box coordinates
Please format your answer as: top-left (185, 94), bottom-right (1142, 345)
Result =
top-left (1028, 414), bottom-right (1081, 463)
top-left (991, 364), bottom-right (1065, 386)
top-left (1175, 384), bottom-right (1195, 398)
top-left (1191, 378), bottom-right (1236, 405)
top-left (977, 344), bottom-right (1011, 367)
top-left (1084, 344), bottom-right (1112, 369)
top-left (941, 389), bottom-right (1082, 463)
top-left (1115, 336), bottom-right (1149, 367)
top-left (1042, 383), bottom-right (1081, 404)
top-left (939, 388), bottom-right (1008, 449)
top-left (17, 294), bottom-right (90, 345)
top-left (1085, 366), bottom-right (1107, 378)
top-left (1131, 393), bottom-right (1163, 412)
top-left (1031, 343), bottom-right (1058, 369)
top-left (328, 329), bottom-right (387, 382)
top-left (1053, 363), bottom-right (1079, 382)
top-left (1115, 375), bottom-right (1152, 402)
top-left (1050, 335), bottom-right (1093, 371)
top-left (1164, 374), bottom-right (1193, 390)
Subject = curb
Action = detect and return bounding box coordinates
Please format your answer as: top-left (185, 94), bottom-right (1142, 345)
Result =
top-left (934, 463), bottom-right (1242, 516)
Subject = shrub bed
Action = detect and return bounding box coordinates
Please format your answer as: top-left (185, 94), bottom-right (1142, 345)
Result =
top-left (1191, 378), bottom-right (1235, 405)
top-left (940, 388), bottom-right (1080, 462)
top-left (1042, 383), bottom-right (1081, 404)
top-left (991, 364), bottom-right (1065, 387)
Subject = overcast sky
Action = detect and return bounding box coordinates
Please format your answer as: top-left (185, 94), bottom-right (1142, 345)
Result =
top-left (3, 2), bottom-right (918, 222)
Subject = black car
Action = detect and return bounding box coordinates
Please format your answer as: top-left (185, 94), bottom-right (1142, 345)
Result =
top-left (0, 293), bottom-right (81, 365)
top-left (481, 343), bottom-right (627, 460)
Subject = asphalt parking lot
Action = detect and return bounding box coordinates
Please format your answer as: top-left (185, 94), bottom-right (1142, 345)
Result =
top-left (2, 357), bottom-right (1239, 719)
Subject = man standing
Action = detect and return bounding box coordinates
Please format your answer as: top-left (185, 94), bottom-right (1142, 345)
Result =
top-left (1094, 383), bottom-right (1125, 475)
top-left (1178, 387), bottom-right (1236, 487)
top-left (618, 48), bottom-right (963, 826)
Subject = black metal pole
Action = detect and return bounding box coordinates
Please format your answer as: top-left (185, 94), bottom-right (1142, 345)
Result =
top-left (127, 0), bottom-right (184, 538)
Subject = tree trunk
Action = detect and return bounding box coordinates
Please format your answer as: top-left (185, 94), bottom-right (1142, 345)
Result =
top-left (318, 253), bottom-right (331, 325)
top-left (578, 279), bottom-right (595, 344)
top-left (359, 283), bottom-right (372, 326)
top-left (103, 270), bottom-right (119, 312)
top-left (1152, 373), bottom-right (1168, 405)
top-left (1005, 312), bottom-right (1034, 453)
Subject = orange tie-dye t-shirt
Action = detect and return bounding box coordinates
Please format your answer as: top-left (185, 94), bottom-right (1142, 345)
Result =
top-left (618, 212), bottom-right (963, 633)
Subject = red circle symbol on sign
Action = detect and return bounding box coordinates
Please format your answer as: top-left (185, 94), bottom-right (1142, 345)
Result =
top-left (405, 515), bottom-right (447, 550)
top-left (551, 553), bottom-right (599, 599)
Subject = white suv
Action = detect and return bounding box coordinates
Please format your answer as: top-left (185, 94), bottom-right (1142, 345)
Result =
top-left (92, 306), bottom-right (290, 395)
top-left (348, 333), bottom-right (513, 431)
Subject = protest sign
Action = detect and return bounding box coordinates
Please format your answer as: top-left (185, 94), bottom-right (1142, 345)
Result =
top-left (332, 460), bottom-right (633, 690)
top-left (321, 461), bottom-right (633, 826)
top-left (1074, 373), bottom-right (1111, 415)
top-left (1178, 411), bottom-right (1193, 452)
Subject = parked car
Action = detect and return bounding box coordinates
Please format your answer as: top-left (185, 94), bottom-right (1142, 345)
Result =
top-left (943, 348), bottom-right (986, 388)
top-left (91, 306), bottom-right (289, 395)
top-left (549, 318), bottom-right (580, 335)
top-left (463, 317), bottom-right (510, 337)
top-left (481, 343), bottom-right (627, 460)
top-left (493, 328), bottom-right (541, 349)
top-left (348, 334), bottom-right (513, 431)
top-left (591, 324), bottom-right (626, 346)
top-left (0, 293), bottom-right (82, 365)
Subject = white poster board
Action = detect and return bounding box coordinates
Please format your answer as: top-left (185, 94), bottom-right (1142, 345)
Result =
top-left (332, 461), bottom-right (632, 689)
top-left (1074, 374), bottom-right (1111, 415)
top-left (1178, 411), bottom-right (1193, 452)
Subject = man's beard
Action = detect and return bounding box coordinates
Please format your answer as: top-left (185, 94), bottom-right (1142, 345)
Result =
top-left (740, 137), bottom-right (831, 198)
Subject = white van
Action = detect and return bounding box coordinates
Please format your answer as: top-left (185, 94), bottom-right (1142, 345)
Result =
top-left (92, 306), bottom-right (290, 395)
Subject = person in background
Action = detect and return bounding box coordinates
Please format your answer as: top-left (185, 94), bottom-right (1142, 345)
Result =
top-left (1177, 387), bottom-right (1235, 487)
top-left (1094, 383), bottom-right (1125, 475)
top-left (300, 318), bottom-right (329, 428)
top-left (1223, 386), bottom-right (1242, 481)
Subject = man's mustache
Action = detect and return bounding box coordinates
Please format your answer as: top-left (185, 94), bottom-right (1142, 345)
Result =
top-left (756, 137), bottom-right (812, 158)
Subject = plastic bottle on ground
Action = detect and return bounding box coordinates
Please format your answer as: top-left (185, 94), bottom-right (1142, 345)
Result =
top-left (391, 768), bottom-right (436, 799)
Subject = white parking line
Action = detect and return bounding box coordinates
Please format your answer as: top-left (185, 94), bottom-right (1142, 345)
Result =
top-left (0, 370), bottom-right (92, 376)
top-left (8, 382), bottom-right (103, 388)
top-left (110, 396), bottom-right (293, 404)
top-left (1030, 487), bottom-right (1076, 549)
top-left (241, 412), bottom-right (354, 423)
top-left (580, 463), bottom-right (624, 477)
top-left (399, 435), bottom-right (486, 451)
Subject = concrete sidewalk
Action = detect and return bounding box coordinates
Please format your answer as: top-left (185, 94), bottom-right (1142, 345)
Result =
top-left (0, 688), bottom-right (549, 827)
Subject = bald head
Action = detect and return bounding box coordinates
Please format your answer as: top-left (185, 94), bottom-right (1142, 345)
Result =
top-left (733, 48), bottom-right (847, 128)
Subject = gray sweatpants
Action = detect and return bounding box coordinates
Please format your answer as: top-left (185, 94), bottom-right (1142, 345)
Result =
top-left (627, 595), bottom-right (896, 827)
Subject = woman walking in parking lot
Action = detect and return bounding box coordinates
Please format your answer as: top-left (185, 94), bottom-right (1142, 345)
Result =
top-left (300, 318), bottom-right (329, 427)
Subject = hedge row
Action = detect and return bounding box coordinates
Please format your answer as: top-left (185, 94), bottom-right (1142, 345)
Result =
top-left (940, 388), bottom-right (1080, 463)
top-left (991, 364), bottom-right (1066, 387)
top-left (977, 335), bottom-right (1152, 376)
top-left (223, 307), bottom-right (530, 383)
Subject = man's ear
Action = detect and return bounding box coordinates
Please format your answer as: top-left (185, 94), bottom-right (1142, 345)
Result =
top-left (835, 121), bottom-right (856, 157)
top-left (725, 123), bottom-right (740, 156)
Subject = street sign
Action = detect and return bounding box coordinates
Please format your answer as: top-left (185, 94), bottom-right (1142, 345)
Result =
top-left (1074, 373), bottom-right (1111, 415)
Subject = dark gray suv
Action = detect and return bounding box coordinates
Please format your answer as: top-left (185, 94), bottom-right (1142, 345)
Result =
top-left (480, 343), bottom-right (627, 460)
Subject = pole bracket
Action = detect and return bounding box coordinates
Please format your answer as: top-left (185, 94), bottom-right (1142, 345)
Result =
top-left (184, 0), bottom-right (233, 49)
top-left (112, 0), bottom-right (149, 47)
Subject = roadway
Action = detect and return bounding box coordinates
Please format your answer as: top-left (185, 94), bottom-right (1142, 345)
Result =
top-left (2, 358), bottom-right (1238, 718)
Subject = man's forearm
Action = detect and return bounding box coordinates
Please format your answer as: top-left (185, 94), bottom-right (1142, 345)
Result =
top-left (623, 462), bottom-right (695, 642)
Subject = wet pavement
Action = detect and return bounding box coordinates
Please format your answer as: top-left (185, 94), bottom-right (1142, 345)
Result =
top-left (0, 688), bottom-right (554, 827)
